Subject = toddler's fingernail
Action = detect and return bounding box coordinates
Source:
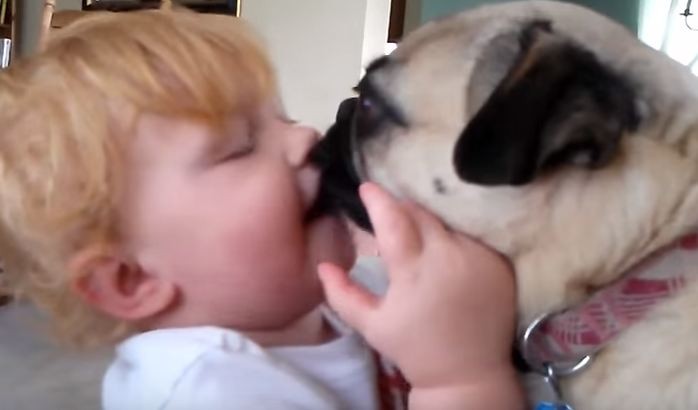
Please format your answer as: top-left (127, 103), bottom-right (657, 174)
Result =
top-left (359, 182), bottom-right (382, 201)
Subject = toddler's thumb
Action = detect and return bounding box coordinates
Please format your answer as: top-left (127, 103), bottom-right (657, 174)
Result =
top-left (318, 263), bottom-right (377, 333)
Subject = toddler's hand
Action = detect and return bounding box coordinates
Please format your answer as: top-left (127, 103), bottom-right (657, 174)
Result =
top-left (318, 183), bottom-right (522, 408)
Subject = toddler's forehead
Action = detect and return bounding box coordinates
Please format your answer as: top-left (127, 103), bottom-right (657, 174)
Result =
top-left (127, 108), bottom-right (255, 153)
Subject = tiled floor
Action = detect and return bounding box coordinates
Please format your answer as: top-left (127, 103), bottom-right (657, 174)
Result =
top-left (0, 302), bottom-right (111, 410)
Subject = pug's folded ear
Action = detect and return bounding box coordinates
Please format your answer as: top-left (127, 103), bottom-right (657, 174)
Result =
top-left (454, 20), bottom-right (639, 186)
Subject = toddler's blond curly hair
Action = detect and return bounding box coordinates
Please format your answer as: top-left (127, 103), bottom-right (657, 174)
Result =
top-left (0, 9), bottom-right (275, 347)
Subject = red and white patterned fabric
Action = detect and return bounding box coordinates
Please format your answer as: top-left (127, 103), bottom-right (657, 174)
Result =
top-left (374, 351), bottom-right (410, 410)
top-left (527, 232), bottom-right (698, 365)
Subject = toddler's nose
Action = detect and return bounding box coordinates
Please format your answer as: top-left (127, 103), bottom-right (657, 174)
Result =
top-left (287, 125), bottom-right (323, 212)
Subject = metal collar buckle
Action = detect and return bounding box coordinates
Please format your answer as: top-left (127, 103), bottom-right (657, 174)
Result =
top-left (520, 312), bottom-right (593, 377)
top-left (522, 313), bottom-right (592, 410)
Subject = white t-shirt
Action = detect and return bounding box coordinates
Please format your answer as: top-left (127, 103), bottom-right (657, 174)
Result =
top-left (103, 257), bottom-right (391, 410)
top-left (103, 317), bottom-right (379, 409)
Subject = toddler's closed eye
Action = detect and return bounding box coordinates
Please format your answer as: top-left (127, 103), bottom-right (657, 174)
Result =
top-left (216, 134), bottom-right (256, 163)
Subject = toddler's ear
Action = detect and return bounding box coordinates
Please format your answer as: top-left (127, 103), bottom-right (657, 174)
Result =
top-left (69, 246), bottom-right (177, 321)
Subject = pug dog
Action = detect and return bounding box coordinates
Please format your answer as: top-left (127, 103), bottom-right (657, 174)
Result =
top-left (310, 1), bottom-right (698, 409)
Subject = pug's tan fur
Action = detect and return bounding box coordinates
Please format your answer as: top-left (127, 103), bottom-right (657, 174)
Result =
top-left (353, 1), bottom-right (698, 408)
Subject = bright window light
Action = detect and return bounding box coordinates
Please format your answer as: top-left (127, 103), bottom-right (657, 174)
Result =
top-left (639, 0), bottom-right (698, 75)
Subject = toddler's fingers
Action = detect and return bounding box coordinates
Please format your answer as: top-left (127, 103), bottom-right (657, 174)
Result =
top-left (318, 262), bottom-right (378, 333)
top-left (360, 183), bottom-right (422, 270)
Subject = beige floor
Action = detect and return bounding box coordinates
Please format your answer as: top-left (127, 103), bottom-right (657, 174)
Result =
top-left (0, 302), bottom-right (111, 410)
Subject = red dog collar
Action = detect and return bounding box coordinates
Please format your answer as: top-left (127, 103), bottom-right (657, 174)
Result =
top-left (521, 232), bottom-right (698, 373)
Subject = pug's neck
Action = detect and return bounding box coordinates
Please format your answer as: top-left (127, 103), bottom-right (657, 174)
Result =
top-left (512, 135), bottom-right (698, 324)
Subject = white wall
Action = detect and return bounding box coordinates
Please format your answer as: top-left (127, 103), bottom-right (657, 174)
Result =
top-left (639, 0), bottom-right (698, 75)
top-left (18, 0), bottom-right (392, 129)
top-left (242, 0), bottom-right (390, 130)
top-left (362, 0), bottom-right (392, 73)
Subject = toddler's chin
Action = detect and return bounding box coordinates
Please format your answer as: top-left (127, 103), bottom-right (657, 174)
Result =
top-left (308, 214), bottom-right (356, 270)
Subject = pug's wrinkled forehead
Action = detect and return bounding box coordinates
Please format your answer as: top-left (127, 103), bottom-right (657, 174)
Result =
top-left (361, 0), bottom-right (644, 122)
top-left (356, 20), bottom-right (488, 140)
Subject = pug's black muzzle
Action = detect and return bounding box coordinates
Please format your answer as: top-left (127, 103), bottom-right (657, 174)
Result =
top-left (307, 98), bottom-right (373, 232)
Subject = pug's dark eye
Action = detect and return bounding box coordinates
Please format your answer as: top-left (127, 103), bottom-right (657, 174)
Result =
top-left (353, 83), bottom-right (407, 130)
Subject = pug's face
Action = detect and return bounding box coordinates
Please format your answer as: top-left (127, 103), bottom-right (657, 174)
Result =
top-left (311, 0), bottom-right (698, 322)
